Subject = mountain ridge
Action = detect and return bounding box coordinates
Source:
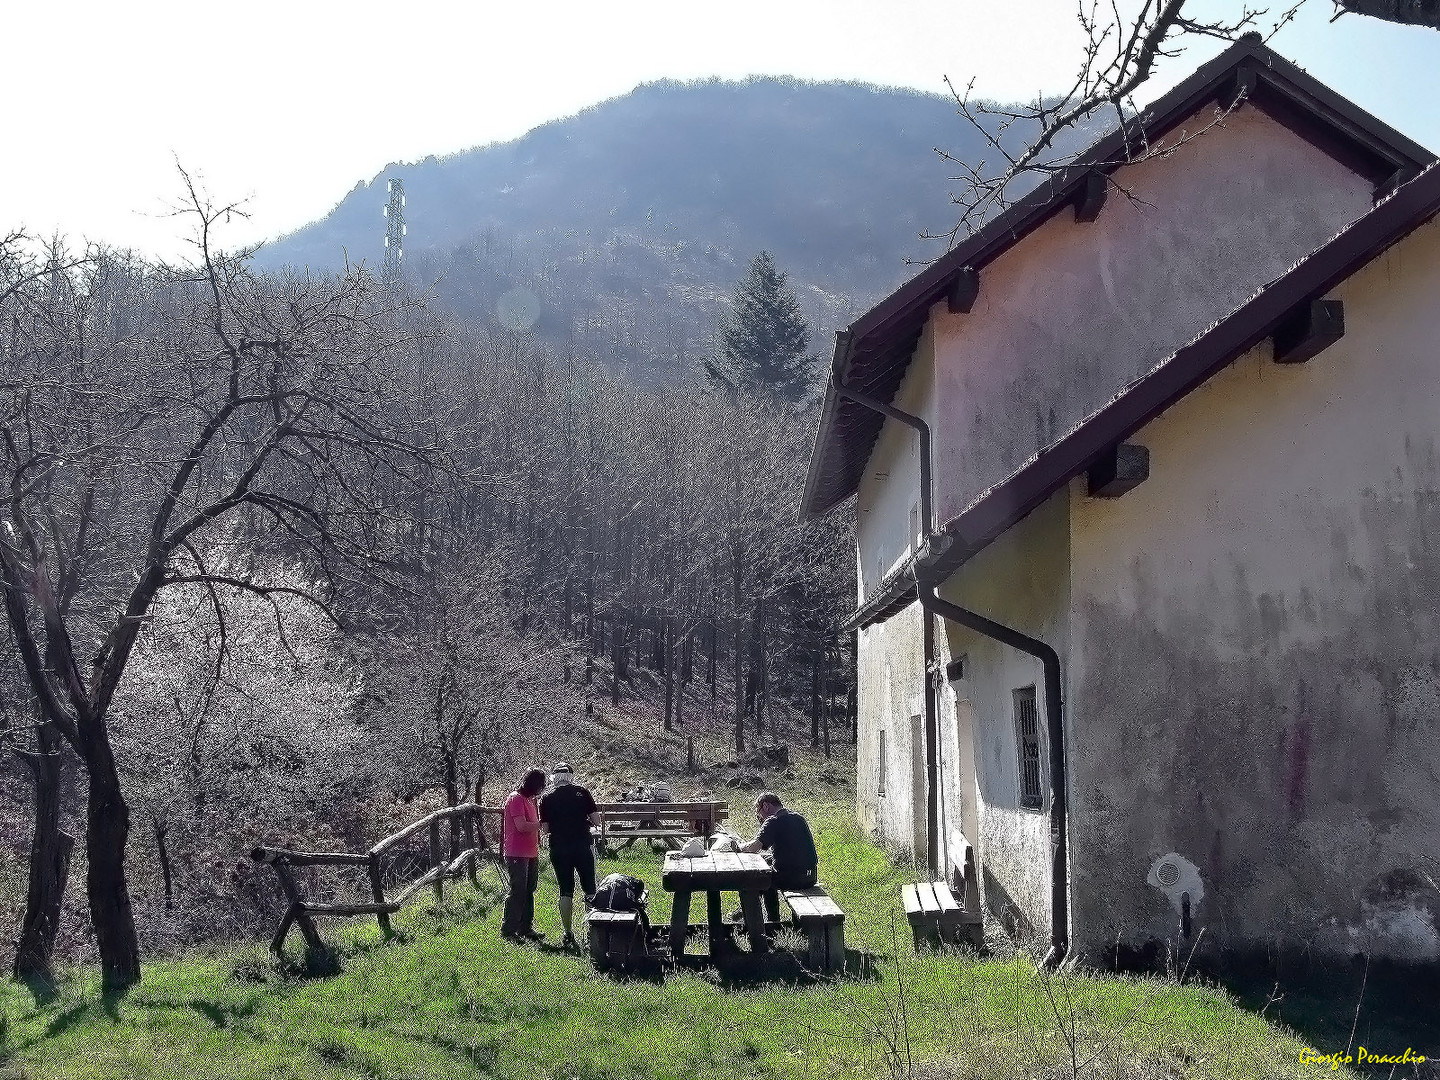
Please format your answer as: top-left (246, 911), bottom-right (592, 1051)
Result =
top-left (257, 76), bottom-right (1002, 375)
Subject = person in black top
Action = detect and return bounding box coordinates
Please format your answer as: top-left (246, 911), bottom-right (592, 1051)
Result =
top-left (539, 761), bottom-right (600, 950)
top-left (740, 791), bottom-right (819, 927)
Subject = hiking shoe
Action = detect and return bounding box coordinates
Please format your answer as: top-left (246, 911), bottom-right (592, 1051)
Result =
top-left (561, 932), bottom-right (580, 951)
top-left (520, 929), bottom-right (545, 942)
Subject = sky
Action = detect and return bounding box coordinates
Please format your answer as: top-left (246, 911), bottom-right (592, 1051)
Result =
top-left (7, 0), bottom-right (1437, 261)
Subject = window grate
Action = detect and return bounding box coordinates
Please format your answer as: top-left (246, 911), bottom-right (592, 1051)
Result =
top-left (1014, 686), bottom-right (1043, 810)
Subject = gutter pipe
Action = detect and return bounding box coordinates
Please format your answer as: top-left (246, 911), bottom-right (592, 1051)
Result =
top-left (831, 330), bottom-right (1070, 966)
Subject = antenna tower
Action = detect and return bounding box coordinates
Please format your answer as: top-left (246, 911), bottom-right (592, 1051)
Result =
top-left (383, 177), bottom-right (406, 282)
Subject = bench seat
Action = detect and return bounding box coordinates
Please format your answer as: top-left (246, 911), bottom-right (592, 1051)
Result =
top-left (587, 909), bottom-right (650, 968)
top-left (782, 886), bottom-right (846, 972)
top-left (901, 880), bottom-right (981, 950)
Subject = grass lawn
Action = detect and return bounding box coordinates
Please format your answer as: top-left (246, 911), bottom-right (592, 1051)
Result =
top-left (0, 801), bottom-right (1359, 1080)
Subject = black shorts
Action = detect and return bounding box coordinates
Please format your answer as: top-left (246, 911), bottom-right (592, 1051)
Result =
top-left (550, 840), bottom-right (596, 899)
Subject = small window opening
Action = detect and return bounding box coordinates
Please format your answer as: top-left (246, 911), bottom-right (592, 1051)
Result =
top-left (878, 730), bottom-right (888, 796)
top-left (1014, 686), bottom-right (1043, 810)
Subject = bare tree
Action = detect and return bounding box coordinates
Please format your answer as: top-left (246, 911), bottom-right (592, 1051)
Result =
top-left (359, 539), bottom-right (573, 818)
top-left (935, 1), bottom-right (1435, 243)
top-left (0, 183), bottom-right (441, 989)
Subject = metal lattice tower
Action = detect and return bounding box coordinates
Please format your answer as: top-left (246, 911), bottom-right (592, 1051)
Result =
top-left (383, 177), bottom-right (406, 282)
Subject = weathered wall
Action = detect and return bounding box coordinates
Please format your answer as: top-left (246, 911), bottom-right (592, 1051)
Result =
top-left (926, 105), bottom-right (1375, 525)
top-left (937, 489), bottom-right (1072, 941)
top-left (856, 602), bottom-right (928, 862)
top-left (854, 321), bottom-right (936, 863)
top-left (1066, 216), bottom-right (1440, 964)
top-left (852, 102), bottom-right (1390, 934)
top-left (856, 321), bottom-right (937, 599)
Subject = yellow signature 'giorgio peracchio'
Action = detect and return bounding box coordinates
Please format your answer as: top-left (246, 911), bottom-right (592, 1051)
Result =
top-left (1300, 1047), bottom-right (1427, 1070)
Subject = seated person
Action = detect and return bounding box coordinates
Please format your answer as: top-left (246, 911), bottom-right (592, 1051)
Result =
top-left (740, 791), bottom-right (818, 928)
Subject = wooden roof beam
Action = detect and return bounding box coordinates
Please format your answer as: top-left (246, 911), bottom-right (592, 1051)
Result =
top-left (1272, 298), bottom-right (1344, 364)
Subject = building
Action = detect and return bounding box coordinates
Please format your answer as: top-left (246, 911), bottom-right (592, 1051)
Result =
top-left (801, 37), bottom-right (1440, 966)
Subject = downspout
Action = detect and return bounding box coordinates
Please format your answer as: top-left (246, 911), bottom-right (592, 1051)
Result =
top-left (832, 331), bottom-right (1070, 966)
top-left (918, 586), bottom-right (1068, 967)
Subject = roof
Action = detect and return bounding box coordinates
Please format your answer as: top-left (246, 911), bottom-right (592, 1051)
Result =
top-left (801, 35), bottom-right (1435, 521)
top-left (845, 161), bottom-right (1440, 631)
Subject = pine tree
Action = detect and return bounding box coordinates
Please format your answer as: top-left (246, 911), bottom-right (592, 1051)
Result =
top-left (708, 251), bottom-right (814, 403)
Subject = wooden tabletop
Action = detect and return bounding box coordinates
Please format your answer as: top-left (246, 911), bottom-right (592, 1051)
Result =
top-left (661, 851), bottom-right (773, 892)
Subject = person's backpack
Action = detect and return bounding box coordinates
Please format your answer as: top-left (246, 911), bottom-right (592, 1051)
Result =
top-left (591, 873), bottom-right (646, 913)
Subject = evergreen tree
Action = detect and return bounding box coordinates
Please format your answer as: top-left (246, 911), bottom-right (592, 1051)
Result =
top-left (708, 251), bottom-right (814, 403)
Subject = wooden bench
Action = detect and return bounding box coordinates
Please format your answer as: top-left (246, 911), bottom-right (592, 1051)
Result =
top-left (902, 880), bottom-right (978, 949)
top-left (592, 801), bottom-right (728, 856)
top-left (782, 886), bottom-right (846, 973)
top-left (586, 909), bottom-right (650, 969)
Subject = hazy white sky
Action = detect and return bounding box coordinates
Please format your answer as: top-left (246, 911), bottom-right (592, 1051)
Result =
top-left (8, 0), bottom-right (1437, 260)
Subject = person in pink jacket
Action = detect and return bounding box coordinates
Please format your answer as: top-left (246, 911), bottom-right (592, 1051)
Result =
top-left (501, 768), bottom-right (547, 941)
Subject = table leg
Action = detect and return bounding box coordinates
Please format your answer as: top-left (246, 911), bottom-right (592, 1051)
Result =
top-left (670, 890), bottom-right (691, 959)
top-left (739, 890), bottom-right (768, 955)
top-left (706, 890), bottom-right (730, 952)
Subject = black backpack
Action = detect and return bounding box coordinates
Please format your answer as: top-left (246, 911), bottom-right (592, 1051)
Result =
top-left (591, 873), bottom-right (646, 913)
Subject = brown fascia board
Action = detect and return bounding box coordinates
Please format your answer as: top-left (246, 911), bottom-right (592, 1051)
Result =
top-left (916, 162), bottom-right (1440, 584)
top-left (799, 36), bottom-right (1435, 521)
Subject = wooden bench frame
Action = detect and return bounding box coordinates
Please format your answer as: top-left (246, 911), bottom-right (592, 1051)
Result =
top-left (592, 801), bottom-right (728, 855)
top-left (587, 886), bottom-right (652, 969)
top-left (902, 879), bottom-right (982, 950)
top-left (782, 885), bottom-right (846, 973)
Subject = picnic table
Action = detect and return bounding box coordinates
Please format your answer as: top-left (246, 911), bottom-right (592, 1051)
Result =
top-left (591, 801), bottom-right (728, 856)
top-left (661, 850), bottom-right (774, 958)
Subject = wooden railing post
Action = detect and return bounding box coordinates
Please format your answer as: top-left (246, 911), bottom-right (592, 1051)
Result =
top-left (368, 853), bottom-right (391, 936)
top-left (271, 860), bottom-right (325, 955)
top-left (428, 817), bottom-right (444, 905)
top-left (463, 807), bottom-right (479, 888)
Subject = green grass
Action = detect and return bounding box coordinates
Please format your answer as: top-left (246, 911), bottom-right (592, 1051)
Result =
top-left (0, 803), bottom-right (1345, 1080)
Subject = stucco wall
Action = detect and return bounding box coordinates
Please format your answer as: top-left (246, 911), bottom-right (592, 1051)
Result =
top-left (856, 321), bottom-right (937, 599)
top-left (851, 103), bottom-right (1393, 944)
top-left (927, 105), bottom-right (1375, 525)
top-left (937, 489), bottom-right (1072, 941)
top-left (1066, 216), bottom-right (1440, 964)
top-left (856, 603), bottom-right (928, 862)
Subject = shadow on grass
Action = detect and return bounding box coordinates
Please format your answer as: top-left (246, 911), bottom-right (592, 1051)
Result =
top-left (1216, 954), bottom-right (1440, 1062)
top-left (678, 941), bottom-right (885, 990)
top-left (100, 984), bottom-right (130, 1023)
top-left (16, 973), bottom-right (60, 1008)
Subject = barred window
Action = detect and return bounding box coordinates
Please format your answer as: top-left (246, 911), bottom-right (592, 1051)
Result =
top-left (1014, 686), bottom-right (1043, 810)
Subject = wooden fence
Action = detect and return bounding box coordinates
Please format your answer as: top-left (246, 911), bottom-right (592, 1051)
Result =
top-left (251, 802), bottom-right (504, 954)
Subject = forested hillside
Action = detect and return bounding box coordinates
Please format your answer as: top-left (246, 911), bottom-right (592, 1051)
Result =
top-left (258, 78), bottom-right (983, 376)
top-left (0, 205), bottom-right (854, 987)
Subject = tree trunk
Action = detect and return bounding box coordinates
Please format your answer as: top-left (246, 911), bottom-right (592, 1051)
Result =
top-left (610, 620), bottom-right (622, 707)
top-left (708, 621), bottom-right (717, 703)
top-left (443, 753), bottom-right (462, 859)
top-left (751, 597), bottom-right (766, 738)
top-left (153, 817), bottom-right (174, 911)
top-left (733, 613), bottom-right (746, 756)
top-left (13, 726), bottom-right (73, 985)
top-left (663, 619), bottom-right (675, 732)
top-left (83, 754), bottom-right (141, 990)
top-left (849, 671), bottom-right (858, 744)
top-left (675, 634), bottom-right (686, 730)
top-left (810, 646), bottom-right (821, 748)
top-left (823, 644), bottom-right (834, 760)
